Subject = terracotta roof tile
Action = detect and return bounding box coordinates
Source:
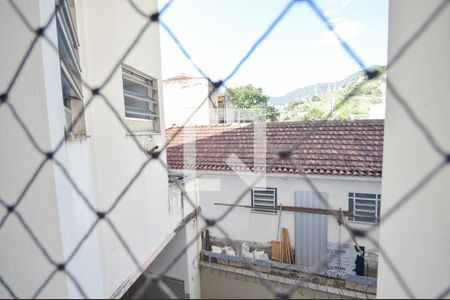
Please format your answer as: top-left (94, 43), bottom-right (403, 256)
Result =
top-left (165, 120), bottom-right (384, 177)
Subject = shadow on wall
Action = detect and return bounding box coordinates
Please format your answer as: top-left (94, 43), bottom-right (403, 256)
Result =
top-left (121, 275), bottom-right (186, 299)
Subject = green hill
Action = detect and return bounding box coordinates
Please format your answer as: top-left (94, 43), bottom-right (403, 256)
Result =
top-left (276, 66), bottom-right (386, 121)
top-left (270, 65), bottom-right (383, 106)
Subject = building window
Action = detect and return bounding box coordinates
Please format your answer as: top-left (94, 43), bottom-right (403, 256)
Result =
top-left (251, 187), bottom-right (277, 213)
top-left (217, 94), bottom-right (225, 124)
top-left (348, 193), bottom-right (381, 224)
top-left (122, 65), bottom-right (160, 132)
top-left (56, 0), bottom-right (86, 136)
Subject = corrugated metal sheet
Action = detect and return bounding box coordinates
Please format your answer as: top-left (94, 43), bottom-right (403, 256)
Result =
top-left (295, 191), bottom-right (329, 270)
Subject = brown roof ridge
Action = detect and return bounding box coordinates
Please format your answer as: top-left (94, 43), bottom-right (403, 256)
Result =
top-left (166, 122), bottom-right (252, 129)
top-left (167, 119), bottom-right (384, 129)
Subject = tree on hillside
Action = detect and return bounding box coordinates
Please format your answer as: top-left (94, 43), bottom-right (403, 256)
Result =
top-left (311, 95), bottom-right (322, 102)
top-left (302, 107), bottom-right (325, 121)
top-left (226, 85), bottom-right (279, 122)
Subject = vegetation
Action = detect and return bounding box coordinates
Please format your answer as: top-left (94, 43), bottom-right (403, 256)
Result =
top-left (278, 66), bottom-right (386, 121)
top-left (226, 85), bottom-right (279, 122)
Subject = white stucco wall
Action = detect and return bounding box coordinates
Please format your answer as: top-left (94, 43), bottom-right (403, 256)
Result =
top-left (146, 227), bottom-right (190, 295)
top-left (167, 178), bottom-right (203, 298)
top-left (377, 1), bottom-right (450, 298)
top-left (146, 215), bottom-right (201, 298)
top-left (78, 0), bottom-right (182, 297)
top-left (163, 78), bottom-right (212, 127)
top-left (58, 140), bottom-right (104, 298)
top-left (163, 77), bottom-right (241, 127)
top-left (184, 212), bottom-right (202, 299)
top-left (196, 172), bottom-right (381, 253)
top-left (0, 0), bottom-right (70, 297)
top-left (0, 0), bottom-right (187, 298)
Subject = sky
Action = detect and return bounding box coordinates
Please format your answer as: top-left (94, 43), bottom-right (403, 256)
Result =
top-left (158, 0), bottom-right (389, 97)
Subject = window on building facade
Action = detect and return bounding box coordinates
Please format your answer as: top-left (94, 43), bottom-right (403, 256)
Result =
top-left (348, 193), bottom-right (381, 224)
top-left (251, 187), bottom-right (277, 213)
top-left (56, 0), bottom-right (86, 136)
top-left (122, 65), bottom-right (160, 132)
top-left (217, 94), bottom-right (225, 124)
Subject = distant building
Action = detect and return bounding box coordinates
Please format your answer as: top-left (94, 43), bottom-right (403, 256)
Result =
top-left (166, 120), bottom-right (384, 279)
top-left (163, 75), bottom-right (238, 127)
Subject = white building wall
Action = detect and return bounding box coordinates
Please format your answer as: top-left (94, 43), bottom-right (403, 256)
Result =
top-left (0, 0), bottom-right (187, 298)
top-left (146, 227), bottom-right (190, 295)
top-left (1, 0), bottom-right (75, 297)
top-left (169, 178), bottom-right (203, 298)
top-left (78, 0), bottom-right (179, 297)
top-left (162, 77), bottom-right (242, 127)
top-left (58, 140), bottom-right (104, 298)
top-left (163, 78), bottom-right (213, 127)
top-left (54, 0), bottom-right (105, 296)
top-left (197, 172), bottom-right (381, 253)
top-left (145, 214), bottom-right (201, 298)
top-left (183, 178), bottom-right (203, 299)
top-left (377, 1), bottom-right (450, 298)
top-left (224, 98), bottom-right (238, 124)
top-left (368, 103), bottom-right (385, 119)
top-left (184, 213), bottom-right (202, 299)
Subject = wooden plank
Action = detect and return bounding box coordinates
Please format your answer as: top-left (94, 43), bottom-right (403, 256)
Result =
top-left (278, 205), bottom-right (352, 217)
top-left (271, 240), bottom-right (281, 262)
top-left (282, 228), bottom-right (288, 264)
top-left (271, 240), bottom-right (290, 263)
top-left (282, 229), bottom-right (287, 264)
top-left (287, 229), bottom-right (293, 264)
top-left (282, 241), bottom-right (287, 264)
top-left (284, 240), bottom-right (289, 264)
top-left (213, 202), bottom-right (352, 216)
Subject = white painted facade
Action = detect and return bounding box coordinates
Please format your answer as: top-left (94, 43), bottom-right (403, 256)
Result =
top-left (0, 0), bottom-right (196, 298)
top-left (377, 0), bottom-right (450, 298)
top-left (163, 177), bottom-right (203, 298)
top-left (195, 171), bottom-right (381, 256)
top-left (146, 219), bottom-right (201, 299)
top-left (163, 76), bottom-right (237, 127)
top-left (368, 103), bottom-right (385, 119)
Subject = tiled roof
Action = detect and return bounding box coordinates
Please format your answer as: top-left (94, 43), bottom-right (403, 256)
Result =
top-left (165, 120), bottom-right (384, 177)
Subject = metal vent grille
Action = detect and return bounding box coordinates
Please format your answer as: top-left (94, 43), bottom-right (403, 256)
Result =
top-left (348, 193), bottom-right (381, 224)
top-left (251, 187), bottom-right (277, 213)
